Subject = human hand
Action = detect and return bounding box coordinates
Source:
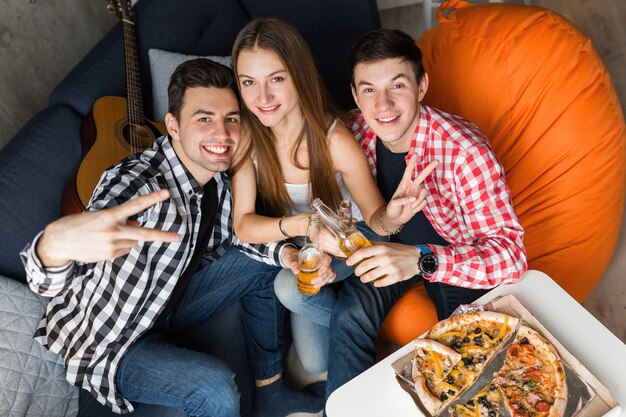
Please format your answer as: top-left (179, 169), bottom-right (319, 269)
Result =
top-left (36, 190), bottom-right (180, 267)
top-left (284, 248), bottom-right (336, 288)
top-left (345, 242), bottom-right (421, 287)
top-left (317, 227), bottom-right (345, 258)
top-left (310, 252), bottom-right (336, 288)
top-left (384, 155), bottom-right (439, 226)
top-left (282, 246), bottom-right (300, 272)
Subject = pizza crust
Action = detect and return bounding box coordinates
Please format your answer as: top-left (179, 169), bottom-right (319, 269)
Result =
top-left (413, 374), bottom-right (444, 416)
top-left (412, 338), bottom-right (462, 382)
top-left (427, 311), bottom-right (520, 343)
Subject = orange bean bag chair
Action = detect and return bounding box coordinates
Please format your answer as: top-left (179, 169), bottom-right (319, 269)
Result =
top-left (379, 1), bottom-right (626, 346)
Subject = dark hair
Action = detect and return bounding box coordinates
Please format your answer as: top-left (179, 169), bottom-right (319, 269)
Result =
top-left (167, 58), bottom-right (236, 120)
top-left (231, 17), bottom-right (344, 216)
top-left (348, 28), bottom-right (425, 85)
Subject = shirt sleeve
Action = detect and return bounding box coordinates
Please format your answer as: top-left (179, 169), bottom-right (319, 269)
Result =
top-left (233, 235), bottom-right (296, 268)
top-left (20, 231), bottom-right (84, 297)
top-left (426, 145), bottom-right (528, 289)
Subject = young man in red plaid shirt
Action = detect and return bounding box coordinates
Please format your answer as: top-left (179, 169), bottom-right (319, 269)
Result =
top-left (323, 28), bottom-right (528, 399)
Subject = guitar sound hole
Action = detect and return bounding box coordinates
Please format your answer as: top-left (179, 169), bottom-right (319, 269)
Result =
top-left (120, 122), bottom-right (155, 152)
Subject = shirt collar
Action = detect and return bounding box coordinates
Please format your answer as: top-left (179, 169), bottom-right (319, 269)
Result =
top-left (159, 135), bottom-right (204, 198)
top-left (405, 103), bottom-right (431, 164)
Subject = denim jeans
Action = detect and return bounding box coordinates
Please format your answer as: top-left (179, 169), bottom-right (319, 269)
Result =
top-left (273, 222), bottom-right (384, 373)
top-left (115, 247), bottom-right (284, 417)
top-left (325, 277), bottom-right (489, 399)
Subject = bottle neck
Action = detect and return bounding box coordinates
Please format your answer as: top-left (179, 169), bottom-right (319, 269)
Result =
top-left (305, 214), bottom-right (321, 247)
top-left (312, 201), bottom-right (351, 237)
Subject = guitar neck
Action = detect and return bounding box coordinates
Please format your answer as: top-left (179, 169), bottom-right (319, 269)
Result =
top-left (122, 19), bottom-right (144, 126)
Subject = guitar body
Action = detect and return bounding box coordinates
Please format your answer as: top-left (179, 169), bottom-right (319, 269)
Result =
top-left (62, 0), bottom-right (164, 215)
top-left (62, 96), bottom-right (165, 214)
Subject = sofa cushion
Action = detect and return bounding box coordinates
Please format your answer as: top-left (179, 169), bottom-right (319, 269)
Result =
top-left (0, 106), bottom-right (82, 281)
top-left (49, 0), bottom-right (250, 119)
top-left (0, 275), bottom-right (79, 417)
top-left (148, 49), bottom-right (232, 122)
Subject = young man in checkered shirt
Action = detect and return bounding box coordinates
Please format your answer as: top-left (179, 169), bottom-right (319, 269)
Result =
top-left (20, 59), bottom-right (327, 417)
top-left (322, 29), bottom-right (528, 398)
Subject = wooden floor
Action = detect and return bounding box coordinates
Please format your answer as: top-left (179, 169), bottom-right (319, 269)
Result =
top-left (380, 0), bottom-right (626, 343)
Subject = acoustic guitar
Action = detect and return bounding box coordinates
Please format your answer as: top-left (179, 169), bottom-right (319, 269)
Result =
top-left (62, 0), bottom-right (165, 214)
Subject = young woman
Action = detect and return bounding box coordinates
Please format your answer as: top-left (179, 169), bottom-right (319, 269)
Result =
top-left (230, 17), bottom-right (428, 372)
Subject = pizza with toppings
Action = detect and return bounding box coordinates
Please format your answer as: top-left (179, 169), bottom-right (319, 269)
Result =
top-left (411, 312), bottom-right (520, 415)
top-left (412, 339), bottom-right (462, 384)
top-left (448, 382), bottom-right (500, 417)
top-left (495, 325), bottom-right (567, 417)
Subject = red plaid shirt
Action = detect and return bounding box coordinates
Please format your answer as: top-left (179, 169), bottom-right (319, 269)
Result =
top-left (347, 105), bottom-right (527, 289)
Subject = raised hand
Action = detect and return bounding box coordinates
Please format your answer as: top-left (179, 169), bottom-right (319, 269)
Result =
top-left (384, 155), bottom-right (439, 226)
top-left (36, 190), bottom-right (180, 267)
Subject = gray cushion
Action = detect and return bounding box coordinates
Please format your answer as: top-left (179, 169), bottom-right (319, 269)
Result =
top-left (148, 49), bottom-right (232, 122)
top-left (0, 276), bottom-right (79, 417)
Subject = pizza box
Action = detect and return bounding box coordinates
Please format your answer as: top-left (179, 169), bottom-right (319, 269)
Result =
top-left (392, 294), bottom-right (620, 417)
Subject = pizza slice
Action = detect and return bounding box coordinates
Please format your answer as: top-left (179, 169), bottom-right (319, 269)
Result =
top-left (495, 325), bottom-right (567, 417)
top-left (412, 338), bottom-right (462, 384)
top-left (448, 382), bottom-right (501, 417)
top-left (413, 359), bottom-right (472, 416)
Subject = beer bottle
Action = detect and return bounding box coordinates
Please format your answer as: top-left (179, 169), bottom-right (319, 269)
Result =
top-left (338, 199), bottom-right (353, 230)
top-left (297, 214), bottom-right (323, 296)
top-left (311, 198), bottom-right (373, 257)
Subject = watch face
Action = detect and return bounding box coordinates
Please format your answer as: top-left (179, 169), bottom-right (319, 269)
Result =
top-left (420, 253), bottom-right (438, 275)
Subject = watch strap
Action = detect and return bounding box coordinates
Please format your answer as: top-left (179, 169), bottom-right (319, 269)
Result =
top-left (417, 244), bottom-right (432, 256)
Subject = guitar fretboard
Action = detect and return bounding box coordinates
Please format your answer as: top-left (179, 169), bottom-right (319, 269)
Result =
top-left (122, 19), bottom-right (144, 128)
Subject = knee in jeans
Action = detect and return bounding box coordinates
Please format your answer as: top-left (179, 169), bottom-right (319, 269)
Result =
top-left (274, 269), bottom-right (298, 307)
top-left (187, 363), bottom-right (240, 417)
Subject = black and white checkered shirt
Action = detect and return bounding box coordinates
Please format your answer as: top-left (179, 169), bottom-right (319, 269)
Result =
top-left (20, 135), bottom-right (289, 414)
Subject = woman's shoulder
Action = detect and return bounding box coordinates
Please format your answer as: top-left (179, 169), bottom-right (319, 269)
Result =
top-left (327, 120), bottom-right (368, 171)
top-left (328, 120), bottom-right (360, 150)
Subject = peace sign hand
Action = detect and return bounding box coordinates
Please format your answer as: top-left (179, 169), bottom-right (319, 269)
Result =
top-left (37, 190), bottom-right (181, 267)
top-left (384, 155), bottom-right (439, 226)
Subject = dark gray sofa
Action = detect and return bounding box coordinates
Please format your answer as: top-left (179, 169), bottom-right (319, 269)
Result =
top-left (0, 1), bottom-right (380, 416)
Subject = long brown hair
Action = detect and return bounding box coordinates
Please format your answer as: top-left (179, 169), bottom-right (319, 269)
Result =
top-left (232, 17), bottom-right (343, 217)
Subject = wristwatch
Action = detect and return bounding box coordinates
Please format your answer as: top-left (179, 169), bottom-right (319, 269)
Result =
top-left (416, 245), bottom-right (438, 275)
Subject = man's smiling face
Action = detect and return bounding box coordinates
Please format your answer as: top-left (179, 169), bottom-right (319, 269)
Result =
top-left (166, 86), bottom-right (240, 186)
top-left (352, 57), bottom-right (428, 153)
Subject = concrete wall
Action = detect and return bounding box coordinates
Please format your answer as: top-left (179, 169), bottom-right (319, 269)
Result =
top-left (0, 0), bottom-right (115, 150)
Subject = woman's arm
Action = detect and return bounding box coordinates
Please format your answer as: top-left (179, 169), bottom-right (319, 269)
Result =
top-left (330, 124), bottom-right (414, 236)
top-left (231, 157), bottom-right (310, 243)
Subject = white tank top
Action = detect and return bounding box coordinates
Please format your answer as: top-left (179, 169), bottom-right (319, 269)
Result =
top-left (254, 118), bottom-right (364, 221)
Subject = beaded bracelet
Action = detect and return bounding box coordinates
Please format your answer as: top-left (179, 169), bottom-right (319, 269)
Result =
top-left (379, 211), bottom-right (404, 235)
top-left (278, 215), bottom-right (292, 238)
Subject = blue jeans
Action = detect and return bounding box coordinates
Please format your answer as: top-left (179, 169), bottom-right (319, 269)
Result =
top-left (115, 248), bottom-right (284, 417)
top-left (325, 278), bottom-right (489, 398)
top-left (273, 222), bottom-right (384, 373)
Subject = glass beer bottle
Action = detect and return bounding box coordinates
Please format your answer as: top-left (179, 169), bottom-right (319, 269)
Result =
top-left (297, 214), bottom-right (323, 296)
top-left (311, 198), bottom-right (373, 257)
